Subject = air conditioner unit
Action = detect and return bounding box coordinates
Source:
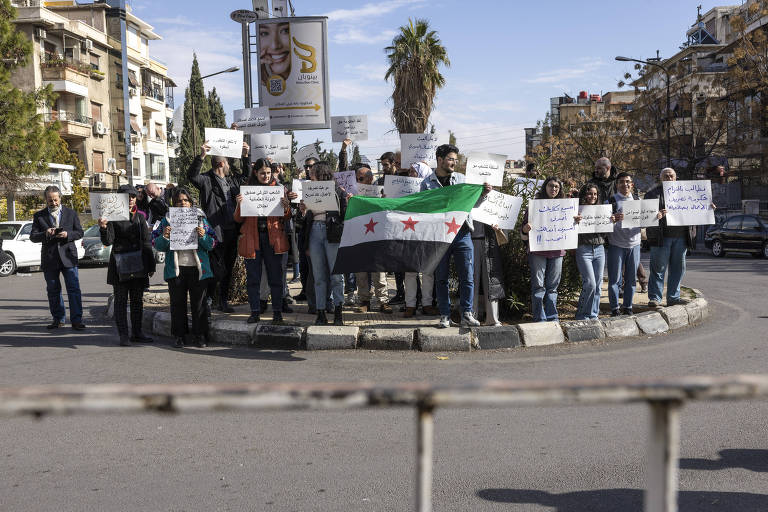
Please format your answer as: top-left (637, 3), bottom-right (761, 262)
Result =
top-left (34, 27), bottom-right (46, 40)
top-left (84, 40), bottom-right (93, 51)
top-left (128, 87), bottom-right (137, 96)
top-left (92, 173), bottom-right (107, 187)
top-left (92, 121), bottom-right (105, 135)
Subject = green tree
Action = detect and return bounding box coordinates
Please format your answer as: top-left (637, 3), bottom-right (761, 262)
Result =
top-left (351, 144), bottom-right (361, 165)
top-left (50, 139), bottom-right (87, 213)
top-left (384, 18), bottom-right (450, 133)
top-left (284, 129), bottom-right (297, 182)
top-left (176, 54), bottom-right (211, 188)
top-left (313, 139), bottom-right (338, 171)
top-left (0, 0), bottom-right (62, 193)
top-left (207, 87), bottom-right (227, 129)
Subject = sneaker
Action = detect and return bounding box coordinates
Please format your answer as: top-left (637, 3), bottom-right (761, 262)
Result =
top-left (640, 284), bottom-right (648, 293)
top-left (315, 311), bottom-right (328, 325)
top-left (437, 315), bottom-right (450, 328)
top-left (379, 302), bottom-right (393, 314)
top-left (272, 312), bottom-right (284, 325)
top-left (421, 305), bottom-right (439, 316)
top-left (622, 308), bottom-right (634, 316)
top-left (403, 306), bottom-right (416, 318)
top-left (196, 335), bottom-right (207, 348)
top-left (648, 300), bottom-right (659, 308)
top-left (461, 311), bottom-right (481, 327)
top-left (247, 313), bottom-right (260, 324)
top-left (611, 309), bottom-right (621, 317)
top-left (173, 336), bottom-right (184, 348)
top-left (667, 298), bottom-right (689, 306)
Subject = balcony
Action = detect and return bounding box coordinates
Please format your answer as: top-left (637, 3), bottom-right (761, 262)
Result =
top-left (41, 58), bottom-right (90, 97)
top-left (43, 111), bottom-right (92, 139)
top-left (140, 85), bottom-right (165, 112)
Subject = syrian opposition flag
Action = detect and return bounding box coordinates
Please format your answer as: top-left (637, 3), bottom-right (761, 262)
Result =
top-left (332, 183), bottom-right (483, 274)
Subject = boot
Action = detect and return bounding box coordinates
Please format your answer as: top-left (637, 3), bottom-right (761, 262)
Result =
top-left (314, 311), bottom-right (328, 325)
top-left (173, 336), bottom-right (185, 348)
top-left (130, 331), bottom-right (153, 343)
top-left (333, 305), bottom-right (344, 326)
top-left (119, 335), bottom-right (132, 346)
top-left (272, 311), bottom-right (284, 325)
top-left (196, 334), bottom-right (207, 348)
top-left (281, 299), bottom-right (294, 313)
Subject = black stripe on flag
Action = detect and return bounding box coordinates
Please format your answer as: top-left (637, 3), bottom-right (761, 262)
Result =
top-left (332, 240), bottom-right (450, 274)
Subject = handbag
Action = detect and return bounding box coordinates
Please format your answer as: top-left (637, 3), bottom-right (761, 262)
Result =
top-left (209, 249), bottom-right (227, 281)
top-left (114, 250), bottom-right (144, 282)
top-left (325, 213), bottom-right (344, 244)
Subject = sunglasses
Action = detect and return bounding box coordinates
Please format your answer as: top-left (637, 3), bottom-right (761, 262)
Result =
top-left (304, 164), bottom-right (314, 169)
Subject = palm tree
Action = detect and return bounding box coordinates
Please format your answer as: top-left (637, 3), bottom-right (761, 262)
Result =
top-left (385, 18), bottom-right (450, 134)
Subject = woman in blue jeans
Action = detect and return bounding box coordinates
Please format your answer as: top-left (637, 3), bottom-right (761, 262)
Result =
top-left (572, 183), bottom-right (611, 320)
top-left (297, 162), bottom-right (347, 325)
top-left (521, 177), bottom-right (566, 322)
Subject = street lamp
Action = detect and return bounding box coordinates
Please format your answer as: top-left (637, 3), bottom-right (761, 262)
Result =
top-left (189, 66), bottom-right (240, 150)
top-left (616, 55), bottom-right (671, 168)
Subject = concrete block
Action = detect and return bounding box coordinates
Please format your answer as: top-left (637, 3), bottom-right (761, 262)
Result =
top-left (417, 327), bottom-right (471, 352)
top-left (634, 311), bottom-right (669, 335)
top-left (210, 319), bottom-right (255, 346)
top-left (152, 312), bottom-right (172, 338)
top-left (600, 316), bottom-right (640, 339)
top-left (141, 310), bottom-right (157, 335)
top-left (358, 328), bottom-right (414, 350)
top-left (693, 298), bottom-right (709, 320)
top-left (561, 319), bottom-right (605, 343)
top-left (685, 298), bottom-right (707, 324)
top-left (517, 322), bottom-right (565, 347)
top-left (254, 324), bottom-right (305, 350)
top-left (306, 326), bottom-right (358, 350)
top-left (471, 326), bottom-right (521, 349)
top-left (660, 305), bottom-right (688, 330)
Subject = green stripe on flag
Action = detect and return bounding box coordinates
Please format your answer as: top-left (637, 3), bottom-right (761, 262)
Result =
top-left (345, 183), bottom-right (483, 220)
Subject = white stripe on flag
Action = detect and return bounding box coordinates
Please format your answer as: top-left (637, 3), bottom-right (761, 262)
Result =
top-left (339, 210), bottom-right (468, 248)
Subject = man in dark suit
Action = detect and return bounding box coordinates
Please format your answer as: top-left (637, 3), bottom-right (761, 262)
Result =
top-left (30, 185), bottom-right (85, 330)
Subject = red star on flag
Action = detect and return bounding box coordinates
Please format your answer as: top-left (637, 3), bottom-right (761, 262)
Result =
top-left (401, 216), bottom-right (419, 231)
top-left (445, 217), bottom-right (461, 235)
top-left (364, 218), bottom-right (378, 234)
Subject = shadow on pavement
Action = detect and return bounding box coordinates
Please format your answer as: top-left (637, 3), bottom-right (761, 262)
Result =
top-left (477, 488), bottom-right (768, 511)
top-left (680, 449), bottom-right (768, 472)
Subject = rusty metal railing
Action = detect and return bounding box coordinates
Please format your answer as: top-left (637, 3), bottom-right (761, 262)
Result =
top-left (3, 375), bottom-right (768, 512)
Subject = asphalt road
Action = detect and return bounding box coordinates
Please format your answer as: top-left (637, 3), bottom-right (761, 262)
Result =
top-left (1, 254), bottom-right (767, 511)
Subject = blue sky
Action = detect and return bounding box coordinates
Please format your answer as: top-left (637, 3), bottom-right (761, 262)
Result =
top-left (128, 0), bottom-right (716, 161)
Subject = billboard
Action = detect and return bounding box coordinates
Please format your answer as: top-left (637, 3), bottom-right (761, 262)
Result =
top-left (255, 16), bottom-right (330, 131)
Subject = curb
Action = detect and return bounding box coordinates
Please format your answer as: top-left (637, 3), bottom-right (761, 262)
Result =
top-left (104, 290), bottom-right (710, 352)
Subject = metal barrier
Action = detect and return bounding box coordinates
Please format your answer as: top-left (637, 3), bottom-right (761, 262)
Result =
top-left (3, 375), bottom-right (768, 512)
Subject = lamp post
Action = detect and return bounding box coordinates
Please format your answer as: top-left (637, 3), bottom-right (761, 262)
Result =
top-left (189, 66), bottom-right (240, 151)
top-left (616, 55), bottom-right (672, 168)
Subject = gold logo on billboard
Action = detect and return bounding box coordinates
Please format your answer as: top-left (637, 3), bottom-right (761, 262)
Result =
top-left (292, 38), bottom-right (317, 74)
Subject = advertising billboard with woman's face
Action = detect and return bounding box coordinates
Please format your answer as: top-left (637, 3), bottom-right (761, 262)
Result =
top-left (255, 16), bottom-right (330, 131)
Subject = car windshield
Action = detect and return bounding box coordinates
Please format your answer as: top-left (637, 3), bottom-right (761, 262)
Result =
top-left (0, 224), bottom-right (22, 240)
top-left (84, 225), bottom-right (101, 238)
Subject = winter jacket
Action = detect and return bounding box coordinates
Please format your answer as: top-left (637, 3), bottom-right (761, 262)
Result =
top-left (152, 209), bottom-right (217, 282)
top-left (100, 211), bottom-right (156, 287)
top-left (186, 155), bottom-right (249, 240)
top-left (296, 185), bottom-right (348, 246)
top-left (643, 184), bottom-right (697, 250)
top-left (233, 179), bottom-right (291, 257)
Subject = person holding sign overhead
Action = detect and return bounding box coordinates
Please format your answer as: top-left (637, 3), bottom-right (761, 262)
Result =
top-left (521, 178), bottom-right (567, 322)
top-left (152, 188), bottom-right (217, 348)
top-left (99, 185), bottom-right (156, 346)
top-left (234, 159), bottom-right (293, 325)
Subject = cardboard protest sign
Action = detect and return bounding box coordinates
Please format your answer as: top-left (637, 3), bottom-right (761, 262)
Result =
top-left (169, 207), bottom-right (199, 250)
top-left (302, 180), bottom-right (337, 211)
top-left (204, 128), bottom-right (244, 158)
top-left (291, 179), bottom-right (305, 203)
top-left (528, 198), bottom-right (579, 251)
top-left (401, 133), bottom-right (440, 168)
top-left (90, 192), bottom-right (129, 221)
top-left (663, 180), bottom-right (715, 226)
top-left (334, 170), bottom-right (358, 195)
top-left (620, 199), bottom-right (659, 229)
top-left (465, 152), bottom-right (507, 187)
top-left (471, 190), bottom-right (522, 230)
top-left (383, 175), bottom-right (423, 198)
top-left (239, 186), bottom-right (285, 217)
top-left (233, 107), bottom-right (270, 135)
top-left (356, 183), bottom-right (383, 198)
top-left (294, 143), bottom-right (319, 168)
top-left (577, 204), bottom-right (614, 233)
top-left (250, 133), bottom-right (292, 163)
top-left (331, 115), bottom-right (368, 142)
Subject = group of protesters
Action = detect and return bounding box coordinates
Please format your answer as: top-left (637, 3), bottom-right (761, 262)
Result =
top-left (31, 136), bottom-right (704, 347)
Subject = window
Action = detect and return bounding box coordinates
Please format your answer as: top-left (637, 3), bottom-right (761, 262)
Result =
top-left (723, 216), bottom-right (742, 230)
top-left (129, 114), bottom-right (140, 134)
top-left (90, 53), bottom-right (100, 71)
top-left (148, 154), bottom-right (166, 181)
top-left (741, 216), bottom-right (760, 231)
top-left (91, 102), bottom-right (102, 122)
top-left (93, 151), bottom-right (104, 173)
top-left (19, 224), bottom-right (32, 237)
top-left (155, 122), bottom-right (164, 141)
top-left (132, 157), bottom-right (141, 177)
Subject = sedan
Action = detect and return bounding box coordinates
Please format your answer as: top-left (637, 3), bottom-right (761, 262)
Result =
top-left (79, 224), bottom-right (165, 266)
top-left (0, 221), bottom-right (86, 276)
top-left (704, 214), bottom-right (768, 258)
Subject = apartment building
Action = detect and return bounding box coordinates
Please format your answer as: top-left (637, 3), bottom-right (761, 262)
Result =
top-left (10, 0), bottom-right (175, 191)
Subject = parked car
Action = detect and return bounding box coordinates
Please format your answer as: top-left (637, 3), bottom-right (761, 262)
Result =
top-left (704, 214), bottom-right (768, 258)
top-left (0, 221), bottom-right (86, 276)
top-left (79, 223), bottom-right (166, 266)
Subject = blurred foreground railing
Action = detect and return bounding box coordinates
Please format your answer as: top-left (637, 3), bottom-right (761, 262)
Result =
top-left (3, 375), bottom-right (768, 512)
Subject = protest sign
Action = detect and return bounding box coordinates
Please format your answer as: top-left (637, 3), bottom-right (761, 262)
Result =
top-left (513, 177), bottom-right (544, 195)
top-left (334, 170), bottom-right (358, 195)
top-left (577, 204), bottom-right (614, 233)
top-left (302, 180), bottom-right (337, 211)
top-left (383, 175), bottom-right (423, 198)
top-left (331, 115), bottom-right (368, 142)
top-left (169, 207), bottom-right (199, 250)
top-left (356, 183), bottom-right (383, 198)
top-left (250, 133), bottom-right (293, 163)
top-left (465, 152), bottom-right (507, 187)
top-left (620, 199), bottom-right (659, 229)
top-left (291, 179), bottom-right (305, 203)
top-left (239, 186), bottom-right (285, 217)
top-left (401, 133), bottom-right (440, 168)
top-left (204, 128), bottom-right (244, 158)
top-left (233, 107), bottom-right (270, 135)
top-left (663, 179), bottom-right (715, 226)
top-left (255, 17), bottom-right (330, 130)
top-left (294, 143), bottom-right (319, 168)
top-left (471, 190), bottom-right (522, 230)
top-left (90, 192), bottom-right (129, 221)
top-left (528, 198), bottom-right (579, 251)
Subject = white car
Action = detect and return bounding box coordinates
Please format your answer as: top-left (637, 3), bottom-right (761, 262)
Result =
top-left (0, 221), bottom-right (85, 276)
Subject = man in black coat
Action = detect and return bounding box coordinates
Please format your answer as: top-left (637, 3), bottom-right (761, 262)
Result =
top-left (30, 185), bottom-right (85, 330)
top-left (187, 140), bottom-right (249, 312)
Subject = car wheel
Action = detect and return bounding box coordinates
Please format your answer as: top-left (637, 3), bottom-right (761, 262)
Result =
top-left (711, 240), bottom-right (725, 257)
top-left (0, 253), bottom-right (17, 277)
top-left (763, 242), bottom-right (768, 259)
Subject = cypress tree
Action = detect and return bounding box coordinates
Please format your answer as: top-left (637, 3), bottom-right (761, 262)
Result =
top-left (351, 144), bottom-right (361, 165)
top-left (207, 87), bottom-right (227, 129)
top-left (177, 54), bottom-right (211, 188)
